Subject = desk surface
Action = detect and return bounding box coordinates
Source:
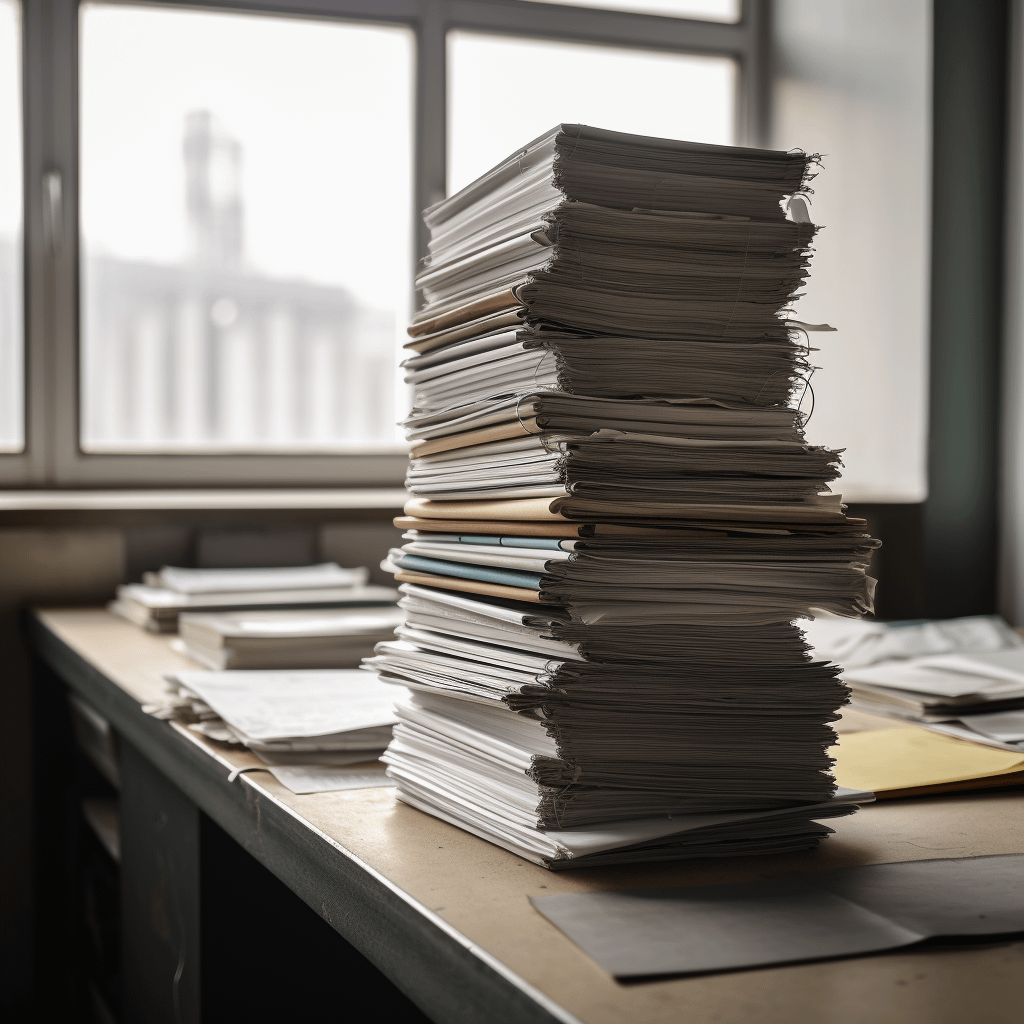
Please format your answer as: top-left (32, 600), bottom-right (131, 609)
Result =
top-left (33, 608), bottom-right (1024, 1024)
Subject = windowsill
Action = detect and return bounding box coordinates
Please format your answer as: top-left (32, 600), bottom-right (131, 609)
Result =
top-left (0, 488), bottom-right (923, 512)
top-left (0, 488), bottom-right (409, 512)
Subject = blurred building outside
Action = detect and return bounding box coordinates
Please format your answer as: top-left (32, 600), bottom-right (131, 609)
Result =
top-left (81, 110), bottom-right (397, 452)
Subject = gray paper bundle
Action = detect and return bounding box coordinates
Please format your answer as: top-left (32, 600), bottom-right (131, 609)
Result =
top-left (367, 125), bottom-right (879, 868)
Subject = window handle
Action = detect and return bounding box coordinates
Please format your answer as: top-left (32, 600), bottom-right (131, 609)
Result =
top-left (42, 170), bottom-right (63, 257)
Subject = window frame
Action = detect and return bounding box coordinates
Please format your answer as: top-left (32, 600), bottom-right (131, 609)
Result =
top-left (9, 0), bottom-right (767, 488)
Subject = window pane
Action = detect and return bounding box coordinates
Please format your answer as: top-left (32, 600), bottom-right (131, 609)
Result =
top-left (0, 0), bottom-right (23, 453)
top-left (519, 0), bottom-right (739, 22)
top-left (773, 0), bottom-right (929, 501)
top-left (447, 32), bottom-right (736, 195)
top-left (80, 5), bottom-right (412, 453)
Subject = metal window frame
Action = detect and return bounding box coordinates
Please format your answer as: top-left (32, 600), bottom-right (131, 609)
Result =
top-left (9, 0), bottom-right (766, 488)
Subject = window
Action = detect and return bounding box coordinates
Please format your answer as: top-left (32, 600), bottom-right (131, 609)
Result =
top-left (80, 5), bottom-right (413, 453)
top-left (8, 0), bottom-right (765, 487)
top-left (520, 0), bottom-right (740, 22)
top-left (448, 31), bottom-right (735, 195)
top-left (772, 0), bottom-right (930, 502)
top-left (0, 0), bottom-right (22, 453)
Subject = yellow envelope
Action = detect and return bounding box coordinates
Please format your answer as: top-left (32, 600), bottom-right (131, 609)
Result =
top-left (831, 728), bottom-right (1024, 798)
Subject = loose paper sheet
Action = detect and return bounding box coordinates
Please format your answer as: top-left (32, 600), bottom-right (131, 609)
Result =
top-left (267, 764), bottom-right (394, 794)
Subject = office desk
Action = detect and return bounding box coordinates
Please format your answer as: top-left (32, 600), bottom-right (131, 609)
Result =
top-left (30, 608), bottom-right (1024, 1024)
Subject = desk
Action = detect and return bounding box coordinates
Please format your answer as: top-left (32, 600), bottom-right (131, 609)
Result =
top-left (30, 608), bottom-right (1024, 1024)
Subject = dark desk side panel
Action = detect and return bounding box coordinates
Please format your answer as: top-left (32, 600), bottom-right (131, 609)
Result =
top-left (28, 616), bottom-right (573, 1024)
top-left (120, 740), bottom-right (201, 1024)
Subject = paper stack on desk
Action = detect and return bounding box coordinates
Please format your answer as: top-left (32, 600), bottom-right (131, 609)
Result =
top-left (109, 563), bottom-right (398, 633)
top-left (155, 668), bottom-right (396, 758)
top-left (174, 607), bottom-right (404, 669)
top-left (802, 613), bottom-right (1022, 669)
top-left (804, 614), bottom-right (1024, 752)
top-left (150, 669), bottom-right (399, 793)
top-left (365, 125), bottom-right (880, 869)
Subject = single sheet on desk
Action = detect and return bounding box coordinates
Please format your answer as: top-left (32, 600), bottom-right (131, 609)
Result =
top-left (166, 669), bottom-right (399, 741)
top-left (530, 855), bottom-right (1024, 978)
top-left (266, 763), bottom-right (394, 794)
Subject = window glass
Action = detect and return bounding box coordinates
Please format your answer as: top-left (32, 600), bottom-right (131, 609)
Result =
top-left (79, 4), bottom-right (413, 453)
top-left (447, 31), bottom-right (736, 194)
top-left (0, 0), bottom-right (23, 453)
top-left (773, 0), bottom-right (929, 501)
top-left (519, 0), bottom-right (739, 22)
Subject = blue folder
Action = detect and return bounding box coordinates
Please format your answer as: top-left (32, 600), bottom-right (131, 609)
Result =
top-left (394, 553), bottom-right (545, 591)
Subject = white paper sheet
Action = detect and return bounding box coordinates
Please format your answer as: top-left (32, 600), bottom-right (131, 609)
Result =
top-left (843, 662), bottom-right (1024, 699)
top-left (166, 669), bottom-right (399, 742)
top-left (267, 764), bottom-right (394, 794)
top-left (802, 614), bottom-right (1021, 669)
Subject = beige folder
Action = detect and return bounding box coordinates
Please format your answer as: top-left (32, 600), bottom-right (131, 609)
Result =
top-left (832, 727), bottom-right (1024, 798)
top-left (404, 495), bottom-right (854, 526)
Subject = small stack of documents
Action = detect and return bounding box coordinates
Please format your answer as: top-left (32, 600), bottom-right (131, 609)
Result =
top-left (802, 613), bottom-right (1022, 669)
top-left (364, 126), bottom-right (881, 868)
top-left (174, 607), bottom-right (404, 669)
top-left (411, 124), bottom-right (817, 346)
top-left (147, 669), bottom-right (399, 793)
top-left (154, 669), bottom-right (397, 760)
top-left (109, 563), bottom-right (398, 633)
top-left (842, 651), bottom-right (1024, 751)
top-left (804, 614), bottom-right (1024, 752)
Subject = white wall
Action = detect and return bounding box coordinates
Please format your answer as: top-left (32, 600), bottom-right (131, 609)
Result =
top-left (1001, 0), bottom-right (1024, 626)
top-left (772, 0), bottom-right (931, 502)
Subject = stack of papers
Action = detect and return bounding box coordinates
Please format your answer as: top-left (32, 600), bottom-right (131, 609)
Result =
top-left (803, 614), bottom-right (1024, 750)
top-left (146, 669), bottom-right (400, 793)
top-left (108, 563), bottom-right (398, 633)
top-left (842, 650), bottom-right (1024, 751)
top-left (802, 613), bottom-right (1022, 669)
top-left (174, 607), bottom-right (404, 669)
top-left (410, 124), bottom-right (816, 346)
top-left (154, 669), bottom-right (397, 758)
top-left (370, 584), bottom-right (863, 866)
top-left (385, 526), bottom-right (876, 624)
top-left (364, 126), bottom-right (880, 868)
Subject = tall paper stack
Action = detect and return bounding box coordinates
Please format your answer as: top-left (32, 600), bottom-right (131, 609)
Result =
top-left (367, 125), bottom-right (879, 869)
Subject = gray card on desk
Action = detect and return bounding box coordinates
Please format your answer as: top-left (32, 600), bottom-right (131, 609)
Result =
top-left (531, 879), bottom-right (917, 977)
top-left (530, 854), bottom-right (1024, 978)
top-left (819, 855), bottom-right (1024, 936)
